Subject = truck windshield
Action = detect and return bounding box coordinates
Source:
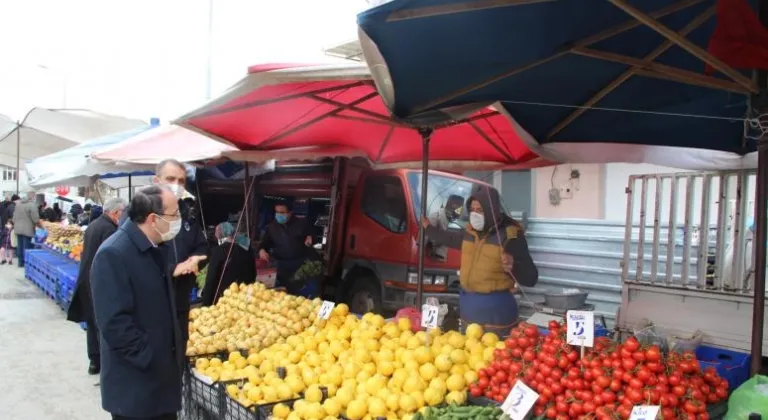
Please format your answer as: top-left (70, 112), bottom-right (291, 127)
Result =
top-left (407, 172), bottom-right (506, 231)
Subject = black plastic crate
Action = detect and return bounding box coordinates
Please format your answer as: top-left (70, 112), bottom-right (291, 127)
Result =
top-left (222, 394), bottom-right (259, 420)
top-left (189, 372), bottom-right (223, 417)
top-left (468, 395), bottom-right (500, 406)
top-left (257, 398), bottom-right (300, 420)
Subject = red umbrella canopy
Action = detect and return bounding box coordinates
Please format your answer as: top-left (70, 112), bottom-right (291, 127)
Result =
top-left (176, 63), bottom-right (548, 170)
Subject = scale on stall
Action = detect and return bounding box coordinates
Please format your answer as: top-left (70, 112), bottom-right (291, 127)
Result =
top-left (523, 288), bottom-right (594, 329)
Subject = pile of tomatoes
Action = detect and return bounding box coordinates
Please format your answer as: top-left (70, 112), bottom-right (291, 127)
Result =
top-left (467, 321), bottom-right (729, 419)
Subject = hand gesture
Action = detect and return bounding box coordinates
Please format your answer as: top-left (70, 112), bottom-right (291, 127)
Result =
top-left (259, 249), bottom-right (270, 261)
top-left (502, 252), bottom-right (514, 274)
top-left (173, 255), bottom-right (207, 277)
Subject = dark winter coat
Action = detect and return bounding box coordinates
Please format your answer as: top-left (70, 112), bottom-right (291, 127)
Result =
top-left (202, 242), bottom-right (256, 306)
top-left (90, 220), bottom-right (183, 418)
top-left (66, 214), bottom-right (118, 324)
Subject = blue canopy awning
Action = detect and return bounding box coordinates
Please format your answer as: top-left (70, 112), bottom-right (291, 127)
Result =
top-left (357, 0), bottom-right (762, 168)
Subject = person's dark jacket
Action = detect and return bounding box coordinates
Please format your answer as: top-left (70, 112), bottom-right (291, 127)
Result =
top-left (90, 220), bottom-right (183, 418)
top-left (0, 200), bottom-right (10, 226)
top-left (425, 184), bottom-right (538, 290)
top-left (67, 214), bottom-right (118, 324)
top-left (201, 242), bottom-right (256, 306)
top-left (1, 201), bottom-right (13, 226)
top-left (119, 198), bottom-right (208, 315)
top-left (259, 217), bottom-right (314, 261)
top-left (42, 207), bottom-right (55, 222)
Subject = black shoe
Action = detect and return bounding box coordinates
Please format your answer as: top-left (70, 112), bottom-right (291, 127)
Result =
top-left (88, 361), bottom-right (100, 375)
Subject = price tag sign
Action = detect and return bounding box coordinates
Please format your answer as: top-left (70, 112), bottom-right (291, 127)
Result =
top-left (629, 406), bottom-right (660, 420)
top-left (421, 304), bottom-right (439, 329)
top-left (566, 310), bottom-right (595, 347)
top-left (318, 301), bottom-right (335, 320)
top-left (501, 380), bottom-right (539, 420)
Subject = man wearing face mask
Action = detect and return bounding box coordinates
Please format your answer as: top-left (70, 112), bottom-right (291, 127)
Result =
top-left (422, 184), bottom-right (538, 337)
top-left (90, 185), bottom-right (186, 419)
top-left (121, 159), bottom-right (208, 354)
top-left (258, 202), bottom-right (316, 295)
top-left (67, 197), bottom-right (128, 375)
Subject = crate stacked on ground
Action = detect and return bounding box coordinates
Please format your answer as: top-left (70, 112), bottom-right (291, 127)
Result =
top-left (24, 249), bottom-right (61, 299)
top-left (54, 263), bottom-right (79, 310)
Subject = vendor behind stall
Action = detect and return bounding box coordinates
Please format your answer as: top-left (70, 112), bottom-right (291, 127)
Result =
top-left (423, 184), bottom-right (538, 337)
top-left (258, 201), bottom-right (319, 297)
top-left (201, 222), bottom-right (255, 306)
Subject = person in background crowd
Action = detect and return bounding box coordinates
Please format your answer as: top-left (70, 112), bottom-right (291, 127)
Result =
top-left (120, 159), bottom-right (208, 354)
top-left (202, 222), bottom-right (255, 306)
top-left (91, 186), bottom-right (191, 420)
top-left (423, 185), bottom-right (538, 337)
top-left (66, 197), bottom-right (127, 375)
top-left (52, 202), bottom-right (63, 222)
top-left (258, 202), bottom-right (317, 295)
top-left (0, 219), bottom-right (14, 264)
top-left (2, 194), bottom-right (19, 228)
top-left (69, 202), bottom-right (83, 224)
top-left (13, 191), bottom-right (41, 268)
top-left (0, 194), bottom-right (11, 226)
top-left (39, 201), bottom-right (55, 222)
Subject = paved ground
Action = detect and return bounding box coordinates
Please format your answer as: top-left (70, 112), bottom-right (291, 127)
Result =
top-left (0, 263), bottom-right (106, 419)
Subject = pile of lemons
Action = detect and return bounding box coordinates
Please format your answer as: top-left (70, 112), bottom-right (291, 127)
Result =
top-left (194, 298), bottom-right (502, 420)
top-left (186, 283), bottom-right (321, 356)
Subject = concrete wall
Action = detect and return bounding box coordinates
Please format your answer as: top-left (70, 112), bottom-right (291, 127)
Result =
top-left (531, 164), bottom-right (605, 219)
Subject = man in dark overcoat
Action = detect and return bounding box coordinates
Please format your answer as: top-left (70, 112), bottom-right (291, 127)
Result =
top-left (66, 197), bottom-right (127, 374)
top-left (91, 185), bottom-right (201, 420)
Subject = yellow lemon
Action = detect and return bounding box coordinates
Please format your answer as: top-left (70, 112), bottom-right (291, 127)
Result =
top-left (385, 392), bottom-right (400, 411)
top-left (414, 347), bottom-right (433, 364)
top-left (195, 358), bottom-right (209, 370)
top-left (272, 403), bottom-right (291, 419)
top-left (446, 374), bottom-right (467, 392)
top-left (418, 363), bottom-right (438, 381)
top-left (449, 349), bottom-right (468, 365)
top-left (305, 384), bottom-right (324, 403)
top-left (445, 390), bottom-right (467, 405)
top-left (481, 332), bottom-right (499, 347)
top-left (323, 398), bottom-right (342, 417)
top-left (245, 386), bottom-right (262, 402)
top-left (434, 354), bottom-right (453, 372)
top-left (464, 370), bottom-right (479, 384)
top-left (465, 323), bottom-right (484, 339)
top-left (368, 397), bottom-right (387, 417)
top-left (346, 399), bottom-right (368, 420)
top-left (335, 387), bottom-right (354, 407)
top-left (399, 394), bottom-right (417, 413)
top-left (423, 387), bottom-right (443, 406)
top-left (397, 317), bottom-right (412, 332)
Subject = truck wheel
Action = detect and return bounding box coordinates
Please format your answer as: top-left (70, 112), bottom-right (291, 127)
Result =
top-left (346, 277), bottom-right (382, 315)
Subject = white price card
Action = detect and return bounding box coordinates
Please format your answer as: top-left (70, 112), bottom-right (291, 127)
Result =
top-left (629, 406), bottom-right (660, 420)
top-left (420, 304), bottom-right (439, 329)
top-left (318, 301), bottom-right (335, 320)
top-left (566, 310), bottom-right (595, 347)
top-left (501, 380), bottom-right (539, 420)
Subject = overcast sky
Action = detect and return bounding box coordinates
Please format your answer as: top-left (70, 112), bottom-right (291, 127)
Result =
top-left (0, 0), bottom-right (364, 122)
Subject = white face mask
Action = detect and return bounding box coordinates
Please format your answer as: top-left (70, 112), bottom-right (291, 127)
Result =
top-left (217, 238), bottom-right (228, 246)
top-left (154, 216), bottom-right (182, 242)
top-left (469, 212), bottom-right (485, 231)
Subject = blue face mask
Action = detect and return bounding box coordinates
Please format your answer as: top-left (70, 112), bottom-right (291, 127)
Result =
top-left (275, 214), bottom-right (289, 224)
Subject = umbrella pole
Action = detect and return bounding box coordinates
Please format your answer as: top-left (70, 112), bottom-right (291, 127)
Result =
top-left (15, 124), bottom-right (20, 194)
top-left (751, 0), bottom-right (768, 376)
top-left (244, 163), bottom-right (250, 238)
top-left (128, 175), bottom-right (132, 200)
top-left (416, 128), bottom-right (433, 310)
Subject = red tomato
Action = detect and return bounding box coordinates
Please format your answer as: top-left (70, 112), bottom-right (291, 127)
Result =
top-left (632, 351), bottom-right (646, 362)
top-left (673, 385), bottom-right (687, 397)
top-left (504, 337), bottom-right (517, 349)
top-left (621, 358), bottom-right (637, 371)
top-left (645, 345), bottom-right (662, 363)
top-left (524, 324), bottom-right (540, 338)
top-left (469, 385), bottom-right (482, 397)
top-left (624, 337), bottom-right (640, 352)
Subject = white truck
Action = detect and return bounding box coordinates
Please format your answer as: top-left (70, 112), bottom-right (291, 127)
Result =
top-left (616, 170), bottom-right (767, 356)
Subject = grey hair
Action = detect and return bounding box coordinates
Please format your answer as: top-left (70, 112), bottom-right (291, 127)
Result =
top-left (103, 197), bottom-right (128, 213)
top-left (156, 159), bottom-right (186, 175)
top-left (127, 185), bottom-right (173, 224)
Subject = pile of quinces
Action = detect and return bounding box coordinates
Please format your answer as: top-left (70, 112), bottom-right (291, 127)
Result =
top-left (43, 221), bottom-right (83, 252)
top-left (192, 294), bottom-right (502, 420)
top-left (186, 282), bottom-right (320, 356)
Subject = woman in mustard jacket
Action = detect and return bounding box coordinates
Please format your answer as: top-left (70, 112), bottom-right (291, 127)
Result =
top-left (423, 184), bottom-right (538, 336)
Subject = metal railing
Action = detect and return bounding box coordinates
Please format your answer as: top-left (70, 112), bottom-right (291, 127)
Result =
top-left (621, 171), bottom-right (757, 294)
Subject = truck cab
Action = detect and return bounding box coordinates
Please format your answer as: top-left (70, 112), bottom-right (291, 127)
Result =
top-left (336, 166), bottom-right (497, 315)
top-left (196, 158), bottom-right (503, 317)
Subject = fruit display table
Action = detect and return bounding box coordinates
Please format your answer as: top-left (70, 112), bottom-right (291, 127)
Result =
top-left (24, 247), bottom-right (79, 311)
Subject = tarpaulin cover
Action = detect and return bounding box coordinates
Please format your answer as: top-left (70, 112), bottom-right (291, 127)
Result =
top-left (0, 108), bottom-right (146, 169)
top-left (357, 0), bottom-right (768, 169)
top-left (175, 63), bottom-right (552, 171)
top-left (26, 125), bottom-right (157, 188)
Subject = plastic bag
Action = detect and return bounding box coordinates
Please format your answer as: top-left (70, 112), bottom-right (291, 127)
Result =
top-left (633, 319), bottom-right (668, 353)
top-left (724, 375), bottom-right (768, 420)
top-left (425, 297), bottom-right (449, 328)
top-left (667, 329), bottom-right (704, 353)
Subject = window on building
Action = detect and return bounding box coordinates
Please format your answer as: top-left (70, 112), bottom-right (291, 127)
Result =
top-left (2, 167), bottom-right (16, 181)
